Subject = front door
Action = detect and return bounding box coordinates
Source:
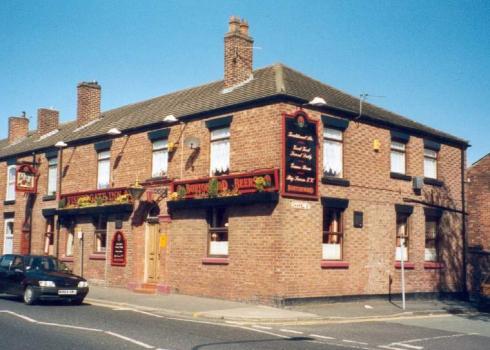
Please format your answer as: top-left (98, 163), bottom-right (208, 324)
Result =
top-left (145, 223), bottom-right (160, 283)
top-left (3, 219), bottom-right (14, 255)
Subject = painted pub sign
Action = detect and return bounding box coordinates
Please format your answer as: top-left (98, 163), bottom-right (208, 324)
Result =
top-left (15, 164), bottom-right (38, 193)
top-left (111, 231), bottom-right (127, 267)
top-left (282, 110), bottom-right (319, 199)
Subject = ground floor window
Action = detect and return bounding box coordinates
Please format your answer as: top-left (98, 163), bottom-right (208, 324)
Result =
top-left (323, 207), bottom-right (343, 260)
top-left (395, 213), bottom-right (409, 261)
top-left (425, 217), bottom-right (439, 261)
top-left (207, 207), bottom-right (228, 257)
top-left (94, 216), bottom-right (108, 253)
top-left (44, 216), bottom-right (55, 256)
top-left (66, 227), bottom-right (74, 257)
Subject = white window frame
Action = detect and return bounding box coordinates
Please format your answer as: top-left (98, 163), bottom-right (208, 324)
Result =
top-left (44, 216), bottom-right (55, 256)
top-left (395, 213), bottom-right (409, 261)
top-left (3, 218), bottom-right (14, 255)
top-left (208, 208), bottom-right (229, 257)
top-left (322, 207), bottom-right (343, 260)
top-left (6, 164), bottom-right (16, 201)
top-left (424, 148), bottom-right (438, 179)
top-left (47, 156), bottom-right (58, 196)
top-left (94, 216), bottom-right (107, 254)
top-left (97, 150), bottom-right (111, 190)
top-left (210, 127), bottom-right (230, 176)
top-left (425, 217), bottom-right (439, 261)
top-left (391, 141), bottom-right (406, 174)
top-left (323, 128), bottom-right (343, 178)
top-left (66, 228), bottom-right (74, 257)
top-left (151, 139), bottom-right (168, 178)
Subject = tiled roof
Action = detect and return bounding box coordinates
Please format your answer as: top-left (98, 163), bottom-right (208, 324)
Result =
top-left (0, 63), bottom-right (467, 160)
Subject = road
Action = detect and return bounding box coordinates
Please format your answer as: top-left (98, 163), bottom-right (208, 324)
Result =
top-left (0, 295), bottom-right (488, 350)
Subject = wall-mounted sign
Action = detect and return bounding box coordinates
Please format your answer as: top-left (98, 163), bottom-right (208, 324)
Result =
top-left (282, 110), bottom-right (319, 200)
top-left (291, 201), bottom-right (312, 210)
top-left (15, 164), bottom-right (38, 193)
top-left (111, 231), bottom-right (127, 266)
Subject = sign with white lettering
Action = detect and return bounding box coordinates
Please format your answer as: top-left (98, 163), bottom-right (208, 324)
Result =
top-left (282, 110), bottom-right (319, 200)
top-left (111, 231), bottom-right (126, 266)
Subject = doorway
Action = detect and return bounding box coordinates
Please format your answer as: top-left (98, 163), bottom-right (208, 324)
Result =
top-left (3, 218), bottom-right (14, 254)
top-left (144, 222), bottom-right (160, 283)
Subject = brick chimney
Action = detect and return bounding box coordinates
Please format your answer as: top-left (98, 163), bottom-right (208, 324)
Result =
top-left (37, 108), bottom-right (59, 135)
top-left (8, 114), bottom-right (29, 144)
top-left (77, 81), bottom-right (101, 127)
top-left (224, 16), bottom-right (254, 88)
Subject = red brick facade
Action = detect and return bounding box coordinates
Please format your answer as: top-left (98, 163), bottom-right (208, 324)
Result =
top-left (0, 18), bottom-right (468, 304)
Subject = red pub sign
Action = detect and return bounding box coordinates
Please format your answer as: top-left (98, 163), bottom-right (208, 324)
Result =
top-left (111, 231), bottom-right (127, 267)
top-left (15, 164), bottom-right (38, 193)
top-left (281, 110), bottom-right (319, 199)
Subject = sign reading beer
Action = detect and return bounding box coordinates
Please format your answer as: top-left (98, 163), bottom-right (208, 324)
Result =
top-left (111, 231), bottom-right (127, 266)
top-left (15, 164), bottom-right (38, 193)
top-left (282, 110), bottom-right (319, 199)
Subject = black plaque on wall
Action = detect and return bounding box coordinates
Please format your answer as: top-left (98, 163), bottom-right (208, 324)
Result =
top-left (111, 231), bottom-right (127, 267)
top-left (282, 110), bottom-right (319, 200)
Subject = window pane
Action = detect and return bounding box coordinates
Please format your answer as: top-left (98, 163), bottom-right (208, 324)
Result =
top-left (424, 157), bottom-right (437, 178)
top-left (6, 165), bottom-right (16, 201)
top-left (210, 139), bottom-right (230, 175)
top-left (66, 231), bottom-right (74, 257)
top-left (48, 157), bottom-right (58, 166)
top-left (152, 149), bottom-right (168, 177)
top-left (323, 139), bottom-right (342, 177)
top-left (424, 149), bottom-right (437, 158)
top-left (324, 128), bottom-right (342, 141)
top-left (97, 158), bottom-right (110, 189)
top-left (152, 139), bottom-right (168, 150)
top-left (391, 141), bottom-right (406, 151)
top-left (98, 150), bottom-right (110, 160)
top-left (391, 150), bottom-right (405, 173)
top-left (48, 164), bottom-right (57, 195)
top-left (395, 214), bottom-right (409, 261)
top-left (211, 127), bottom-right (230, 140)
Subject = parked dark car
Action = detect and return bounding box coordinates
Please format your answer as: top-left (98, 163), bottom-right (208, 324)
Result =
top-left (0, 254), bottom-right (89, 305)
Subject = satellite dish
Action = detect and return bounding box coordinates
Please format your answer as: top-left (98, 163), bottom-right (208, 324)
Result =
top-left (184, 136), bottom-right (200, 150)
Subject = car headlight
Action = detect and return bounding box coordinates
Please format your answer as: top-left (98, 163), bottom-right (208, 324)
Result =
top-left (78, 281), bottom-right (89, 288)
top-left (39, 281), bottom-right (56, 287)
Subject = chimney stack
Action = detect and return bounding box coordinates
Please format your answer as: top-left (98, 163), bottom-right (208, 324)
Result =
top-left (77, 81), bottom-right (101, 127)
top-left (224, 16), bottom-right (254, 88)
top-left (8, 114), bottom-right (29, 144)
top-left (37, 108), bottom-right (59, 135)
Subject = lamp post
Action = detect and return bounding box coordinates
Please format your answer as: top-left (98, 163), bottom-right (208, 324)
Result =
top-left (54, 141), bottom-right (67, 259)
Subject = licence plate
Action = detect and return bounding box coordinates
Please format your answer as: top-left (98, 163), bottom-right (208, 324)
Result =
top-left (58, 290), bottom-right (77, 295)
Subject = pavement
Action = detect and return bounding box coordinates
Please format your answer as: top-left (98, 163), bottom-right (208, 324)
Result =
top-left (86, 285), bottom-right (484, 324)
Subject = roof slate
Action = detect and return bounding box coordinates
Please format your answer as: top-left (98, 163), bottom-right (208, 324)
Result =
top-left (0, 63), bottom-right (467, 160)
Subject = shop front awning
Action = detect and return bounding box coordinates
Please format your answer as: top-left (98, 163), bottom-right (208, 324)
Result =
top-left (167, 192), bottom-right (279, 210)
top-left (56, 203), bottom-right (134, 216)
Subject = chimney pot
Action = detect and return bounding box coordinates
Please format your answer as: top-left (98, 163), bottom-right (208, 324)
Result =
top-left (228, 16), bottom-right (240, 33)
top-left (239, 19), bottom-right (249, 35)
top-left (77, 81), bottom-right (101, 127)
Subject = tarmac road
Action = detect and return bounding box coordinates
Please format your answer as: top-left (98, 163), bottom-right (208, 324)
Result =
top-left (0, 295), bottom-right (488, 350)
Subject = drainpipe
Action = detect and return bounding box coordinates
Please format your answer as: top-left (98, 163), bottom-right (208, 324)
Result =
top-left (461, 147), bottom-right (468, 298)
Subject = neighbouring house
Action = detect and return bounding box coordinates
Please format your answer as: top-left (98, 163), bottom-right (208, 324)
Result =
top-left (0, 17), bottom-right (469, 304)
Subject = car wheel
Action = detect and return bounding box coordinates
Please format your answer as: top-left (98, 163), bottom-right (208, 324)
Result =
top-left (23, 286), bottom-right (37, 305)
top-left (71, 297), bottom-right (84, 305)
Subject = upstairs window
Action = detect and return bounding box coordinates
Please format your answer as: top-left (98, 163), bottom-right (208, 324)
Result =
top-left (152, 139), bottom-right (168, 178)
top-left (210, 127), bottom-right (230, 176)
top-left (6, 164), bottom-right (16, 201)
top-left (207, 208), bottom-right (228, 257)
top-left (97, 150), bottom-right (111, 189)
top-left (323, 128), bottom-right (343, 178)
top-left (424, 148), bottom-right (437, 179)
top-left (395, 213), bottom-right (409, 261)
top-left (94, 216), bottom-right (107, 254)
top-left (47, 156), bottom-right (58, 196)
top-left (391, 141), bottom-right (406, 174)
top-left (323, 208), bottom-right (343, 260)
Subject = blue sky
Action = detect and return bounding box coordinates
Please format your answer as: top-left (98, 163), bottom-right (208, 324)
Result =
top-left (1, 0), bottom-right (489, 164)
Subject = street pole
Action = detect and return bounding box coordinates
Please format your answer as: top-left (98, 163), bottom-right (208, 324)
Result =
top-left (400, 237), bottom-right (406, 310)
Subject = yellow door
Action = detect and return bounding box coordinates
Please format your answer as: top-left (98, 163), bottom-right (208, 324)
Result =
top-left (145, 223), bottom-right (160, 283)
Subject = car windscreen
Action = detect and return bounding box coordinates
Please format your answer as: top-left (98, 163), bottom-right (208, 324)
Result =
top-left (25, 257), bottom-right (67, 272)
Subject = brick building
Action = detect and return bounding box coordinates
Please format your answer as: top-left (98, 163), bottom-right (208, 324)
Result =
top-left (466, 153), bottom-right (490, 298)
top-left (0, 17), bottom-right (469, 303)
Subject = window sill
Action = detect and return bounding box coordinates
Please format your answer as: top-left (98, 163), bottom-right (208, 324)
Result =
top-left (202, 257), bottom-right (229, 265)
top-left (3, 200), bottom-right (15, 206)
top-left (321, 176), bottom-right (350, 187)
top-left (60, 256), bottom-right (74, 263)
top-left (423, 178), bottom-right (444, 187)
top-left (390, 172), bottom-right (412, 181)
top-left (424, 261), bottom-right (444, 269)
top-left (321, 260), bottom-right (349, 269)
top-left (42, 194), bottom-right (56, 201)
top-left (394, 261), bottom-right (415, 269)
top-left (89, 254), bottom-right (106, 261)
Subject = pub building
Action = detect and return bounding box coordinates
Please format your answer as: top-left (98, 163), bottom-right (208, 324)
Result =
top-left (0, 18), bottom-right (469, 303)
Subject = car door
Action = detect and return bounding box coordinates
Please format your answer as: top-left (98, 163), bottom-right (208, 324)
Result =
top-left (6, 255), bottom-right (26, 295)
top-left (0, 255), bottom-right (14, 293)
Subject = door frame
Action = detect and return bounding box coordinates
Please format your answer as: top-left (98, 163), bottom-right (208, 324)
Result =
top-left (3, 218), bottom-right (14, 255)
